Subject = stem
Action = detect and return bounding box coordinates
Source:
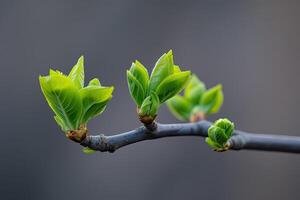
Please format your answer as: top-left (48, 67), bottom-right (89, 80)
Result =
top-left (143, 120), bottom-right (158, 131)
top-left (80, 120), bottom-right (300, 153)
top-left (229, 131), bottom-right (300, 153)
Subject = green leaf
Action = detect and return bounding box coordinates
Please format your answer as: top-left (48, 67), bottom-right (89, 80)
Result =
top-left (166, 95), bottom-right (193, 121)
top-left (129, 60), bottom-right (149, 93)
top-left (206, 118), bottom-right (235, 150)
top-left (83, 99), bottom-right (111, 123)
top-left (205, 137), bottom-right (222, 149)
top-left (139, 92), bottom-right (160, 117)
top-left (184, 75), bottom-right (206, 105)
top-left (49, 69), bottom-right (63, 76)
top-left (127, 70), bottom-right (145, 107)
top-left (39, 72), bottom-right (82, 131)
top-left (208, 126), bottom-right (228, 146)
top-left (156, 71), bottom-right (191, 103)
top-left (79, 85), bottom-right (114, 123)
top-left (149, 50), bottom-right (174, 92)
top-left (200, 84), bottom-right (223, 114)
top-left (88, 78), bottom-right (101, 86)
top-left (40, 57), bottom-right (114, 134)
top-left (54, 115), bottom-right (68, 131)
top-left (68, 56), bottom-right (84, 89)
top-left (214, 118), bottom-right (235, 138)
top-left (173, 65), bottom-right (181, 73)
top-left (82, 147), bottom-right (96, 154)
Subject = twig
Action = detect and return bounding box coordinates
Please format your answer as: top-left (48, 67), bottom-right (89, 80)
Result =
top-left (80, 120), bottom-right (300, 153)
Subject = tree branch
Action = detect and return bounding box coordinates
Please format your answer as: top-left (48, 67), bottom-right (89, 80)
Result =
top-left (80, 120), bottom-right (300, 153)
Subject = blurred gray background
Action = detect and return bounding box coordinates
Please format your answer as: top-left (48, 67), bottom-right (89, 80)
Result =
top-left (1, 0), bottom-right (300, 199)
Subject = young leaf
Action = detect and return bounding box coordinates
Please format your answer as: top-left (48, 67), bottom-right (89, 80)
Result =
top-left (88, 78), bottom-right (101, 86)
top-left (149, 50), bottom-right (174, 92)
top-left (80, 86), bottom-right (113, 108)
top-left (214, 118), bottom-right (235, 138)
top-left (79, 86), bottom-right (114, 123)
top-left (127, 70), bottom-right (145, 107)
top-left (209, 126), bottom-right (228, 146)
top-left (206, 118), bottom-right (235, 150)
top-left (200, 84), bottom-right (223, 114)
top-left (205, 137), bottom-right (222, 149)
top-left (184, 75), bottom-right (206, 105)
top-left (54, 115), bottom-right (68, 132)
top-left (49, 69), bottom-right (63, 76)
top-left (39, 72), bottom-right (82, 130)
top-left (129, 60), bottom-right (149, 93)
top-left (68, 56), bottom-right (85, 89)
top-left (82, 99), bottom-right (111, 123)
top-left (156, 71), bottom-right (191, 103)
top-left (82, 147), bottom-right (96, 154)
top-left (139, 92), bottom-right (160, 117)
top-left (173, 65), bottom-right (181, 73)
top-left (166, 95), bottom-right (193, 121)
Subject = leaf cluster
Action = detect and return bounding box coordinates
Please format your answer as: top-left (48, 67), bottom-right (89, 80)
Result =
top-left (205, 118), bottom-right (234, 150)
top-left (166, 75), bottom-right (223, 121)
top-left (127, 50), bottom-right (191, 118)
top-left (39, 56), bottom-right (114, 132)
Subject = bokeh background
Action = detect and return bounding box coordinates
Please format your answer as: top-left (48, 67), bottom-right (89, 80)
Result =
top-left (1, 0), bottom-right (300, 199)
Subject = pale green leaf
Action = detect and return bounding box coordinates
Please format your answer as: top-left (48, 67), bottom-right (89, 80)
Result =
top-left (127, 70), bottom-right (145, 107)
top-left (54, 115), bottom-right (68, 132)
top-left (149, 50), bottom-right (174, 92)
top-left (139, 92), bottom-right (160, 116)
top-left (88, 78), bottom-right (101, 86)
top-left (68, 56), bottom-right (85, 89)
top-left (39, 73), bottom-right (82, 130)
top-left (129, 60), bottom-right (149, 93)
top-left (79, 86), bottom-right (114, 123)
top-left (166, 95), bottom-right (193, 121)
top-left (82, 147), bottom-right (96, 154)
top-left (200, 84), bottom-right (223, 114)
top-left (173, 65), bottom-right (181, 73)
top-left (156, 71), bottom-right (191, 103)
top-left (82, 99), bottom-right (110, 123)
top-left (184, 75), bottom-right (206, 105)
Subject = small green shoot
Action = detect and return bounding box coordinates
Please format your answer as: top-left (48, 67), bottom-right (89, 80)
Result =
top-left (127, 50), bottom-right (191, 122)
top-left (167, 74), bottom-right (223, 122)
top-left (205, 118), bottom-right (234, 151)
